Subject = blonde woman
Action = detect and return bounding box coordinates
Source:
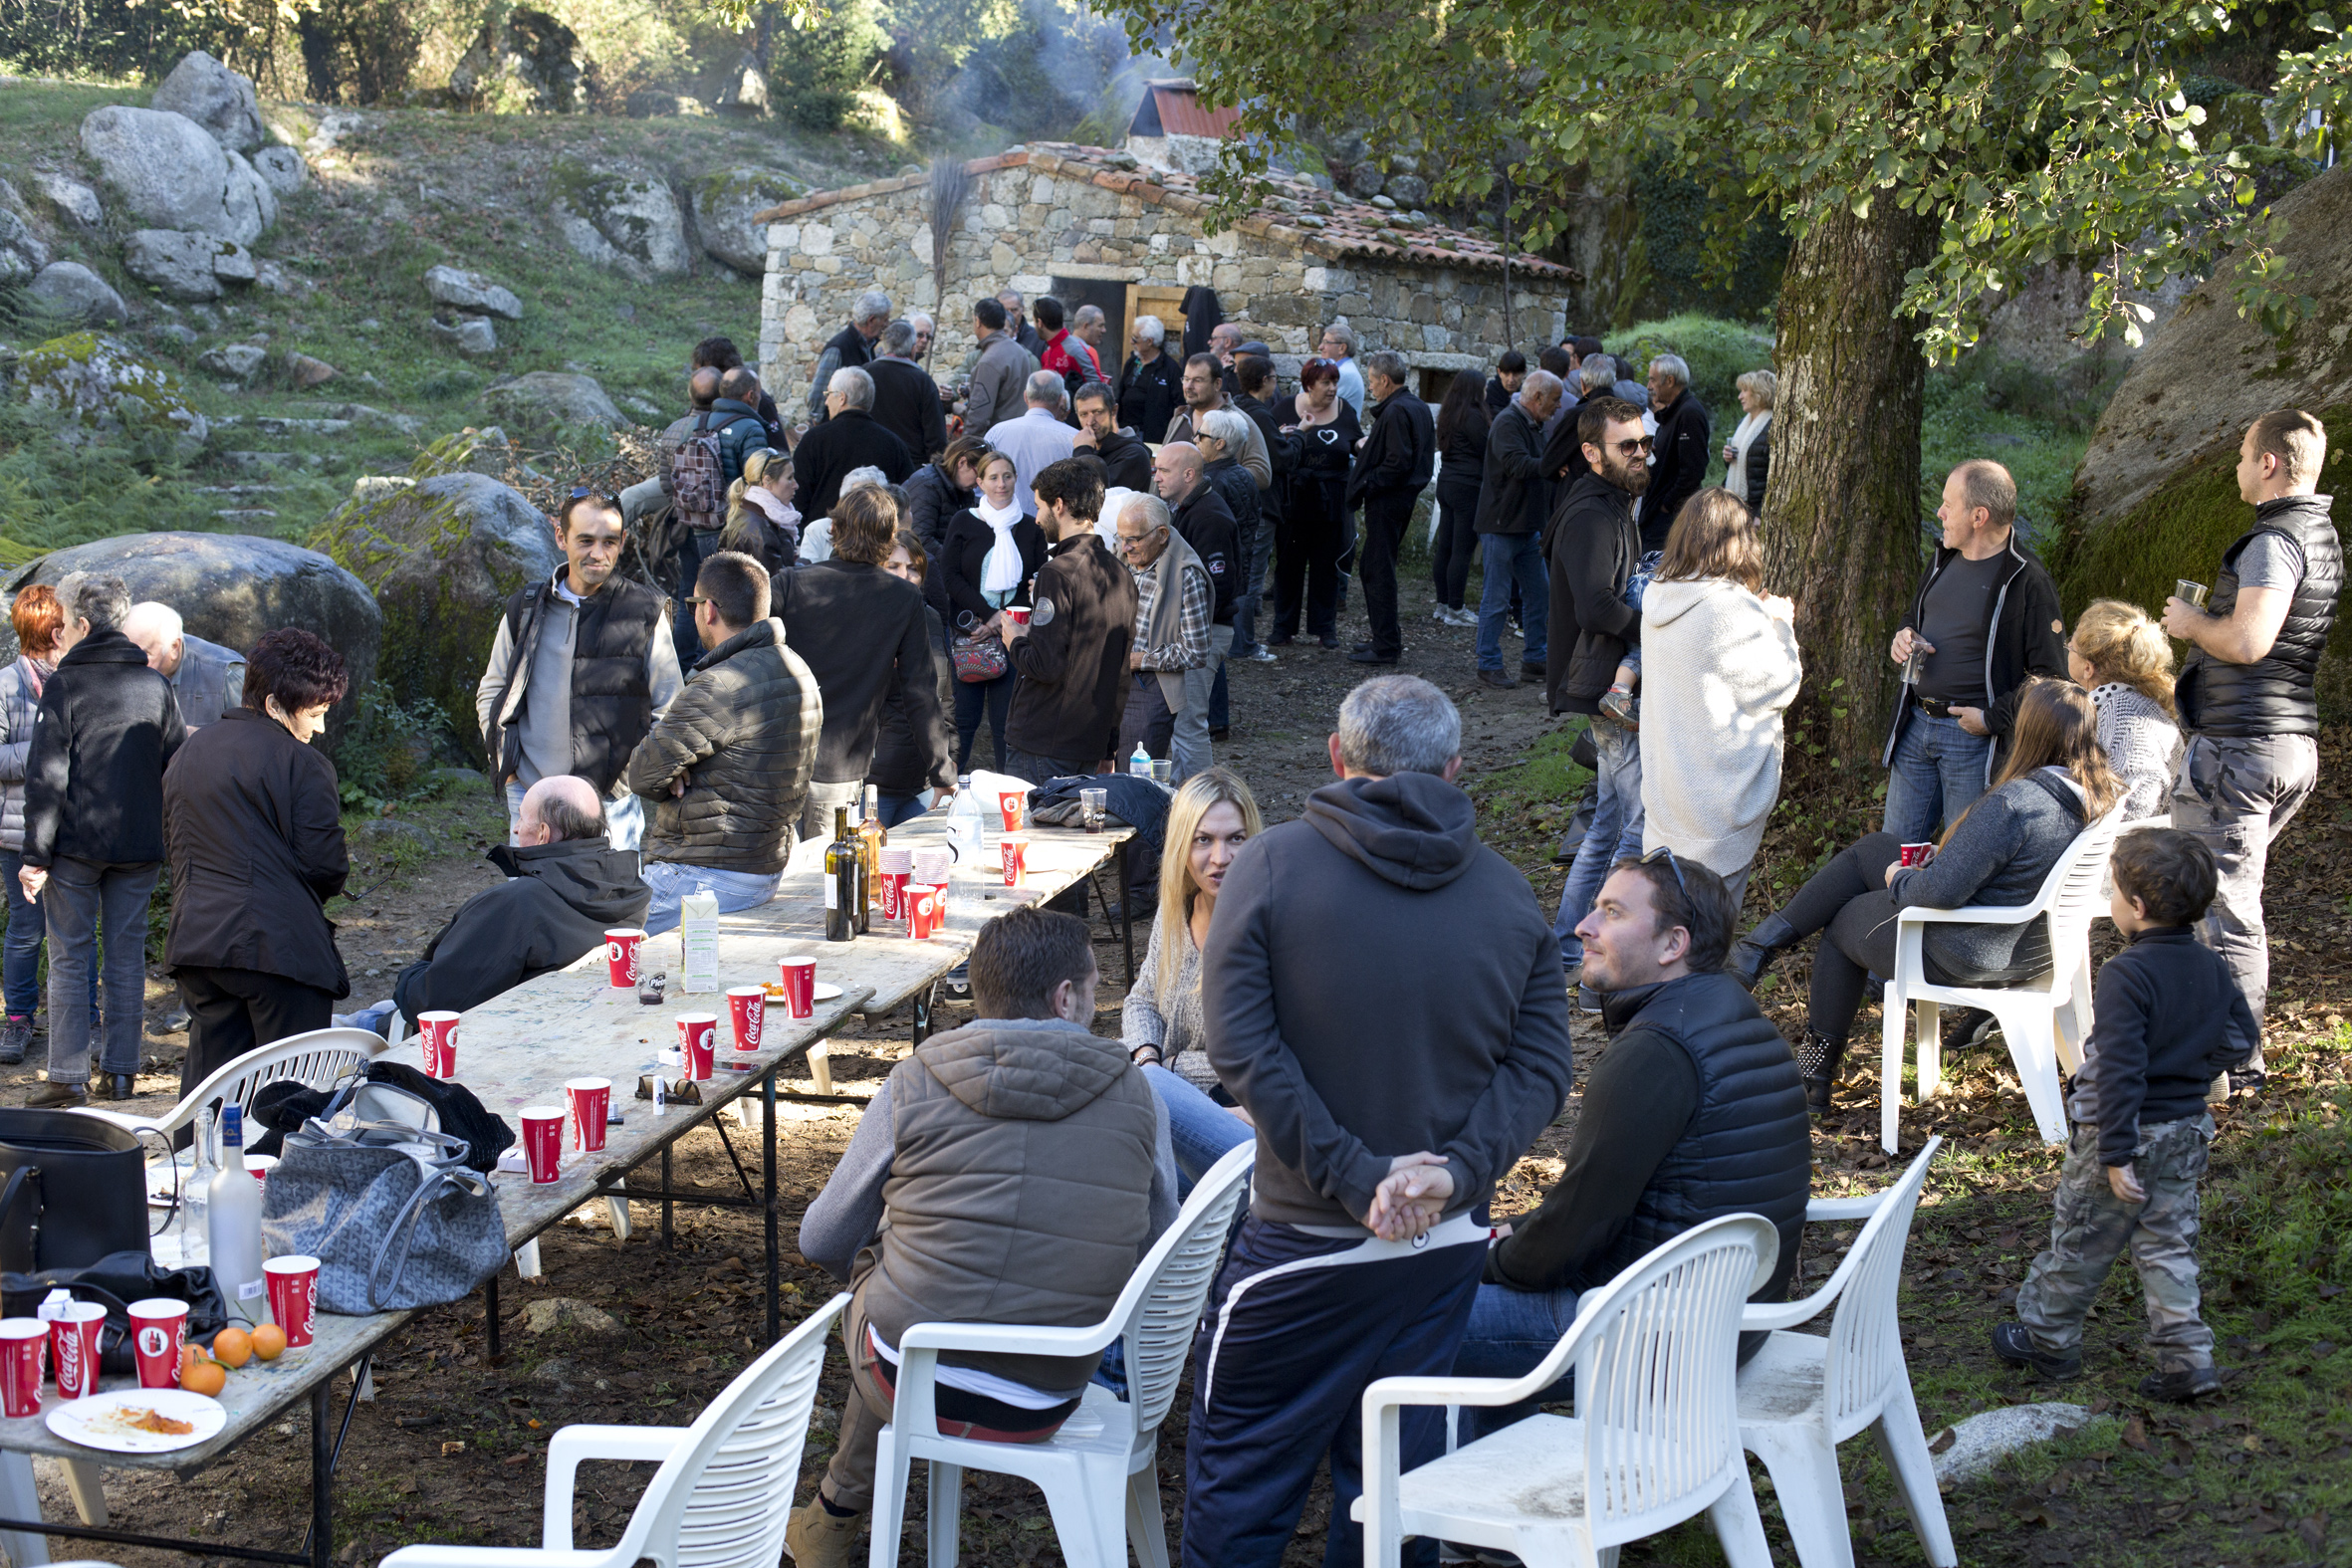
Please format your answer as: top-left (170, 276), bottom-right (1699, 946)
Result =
top-left (1124, 768), bottom-right (1261, 1187)
top-left (1721, 369), bottom-right (1774, 512)
top-left (2067, 599), bottom-right (2182, 820)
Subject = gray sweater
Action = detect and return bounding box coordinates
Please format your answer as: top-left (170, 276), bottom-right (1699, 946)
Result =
top-left (1887, 769), bottom-right (2088, 981)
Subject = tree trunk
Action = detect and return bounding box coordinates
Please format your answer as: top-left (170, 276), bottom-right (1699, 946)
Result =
top-left (1764, 200), bottom-right (1939, 764)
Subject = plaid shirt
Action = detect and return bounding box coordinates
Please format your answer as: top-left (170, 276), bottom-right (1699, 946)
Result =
top-left (1132, 556), bottom-right (1212, 672)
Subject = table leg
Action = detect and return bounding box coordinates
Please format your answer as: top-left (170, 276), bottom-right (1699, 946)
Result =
top-left (662, 1143), bottom-right (674, 1250)
top-left (310, 1380), bottom-right (333, 1568)
top-left (0, 1450), bottom-right (49, 1566)
top-left (807, 1038), bottom-right (834, 1096)
top-left (1117, 838), bottom-right (1135, 985)
top-left (912, 981), bottom-right (932, 1047)
top-left (60, 1459), bottom-right (105, 1527)
top-left (485, 1271), bottom-right (501, 1359)
top-left (764, 1065), bottom-right (780, 1344)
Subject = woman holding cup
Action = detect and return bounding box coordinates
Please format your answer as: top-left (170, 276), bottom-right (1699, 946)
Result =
top-left (1124, 769), bottom-right (1262, 1188)
top-left (934, 450), bottom-right (1045, 773)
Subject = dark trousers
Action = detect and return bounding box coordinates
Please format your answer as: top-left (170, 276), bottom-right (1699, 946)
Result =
top-left (670, 529), bottom-right (719, 670)
top-left (1356, 486), bottom-right (1421, 658)
top-left (1181, 1217), bottom-right (1486, 1568)
top-left (1115, 674), bottom-right (1175, 766)
top-left (953, 669), bottom-right (1016, 774)
top-left (176, 965), bottom-right (335, 1144)
top-left (1001, 746), bottom-right (1096, 784)
top-left (1276, 499), bottom-right (1345, 639)
top-left (1431, 478), bottom-right (1481, 609)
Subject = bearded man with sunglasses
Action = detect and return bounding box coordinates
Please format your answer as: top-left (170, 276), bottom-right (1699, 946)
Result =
top-left (1546, 397), bottom-right (1655, 985)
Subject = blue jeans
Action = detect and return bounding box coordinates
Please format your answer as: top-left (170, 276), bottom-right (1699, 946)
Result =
top-left (0, 849), bottom-right (47, 1019)
top-left (1142, 1064), bottom-right (1254, 1193)
top-left (505, 781), bottom-right (644, 853)
top-left (954, 669), bottom-right (1016, 773)
top-left (337, 999), bottom-right (399, 1038)
top-left (41, 857), bottom-right (157, 1083)
top-left (875, 791), bottom-right (929, 829)
top-left (1475, 532), bottom-right (1548, 672)
top-left (1554, 723), bottom-right (1644, 967)
top-left (1881, 709), bottom-right (1994, 843)
top-left (639, 860), bottom-right (785, 937)
top-left (1452, 1281), bottom-right (1582, 1443)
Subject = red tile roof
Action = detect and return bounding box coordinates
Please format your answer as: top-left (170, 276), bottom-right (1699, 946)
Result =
top-left (1132, 80), bottom-right (1241, 140)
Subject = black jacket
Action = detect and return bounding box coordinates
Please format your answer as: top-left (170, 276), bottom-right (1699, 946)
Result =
top-left (867, 356), bottom-right (947, 470)
top-left (1007, 535), bottom-right (1138, 766)
top-left (1117, 353), bottom-right (1183, 442)
top-left (933, 510), bottom-right (1048, 632)
top-left (1544, 472), bottom-right (1642, 716)
top-left (1290, 403), bottom-right (1360, 529)
top-left (1346, 387), bottom-right (1435, 510)
top-left (162, 707), bottom-right (347, 996)
top-left (1204, 772), bottom-right (1574, 1229)
top-left (1173, 484), bottom-right (1241, 627)
top-left (903, 464), bottom-right (973, 556)
top-left (1438, 401), bottom-right (1490, 493)
top-left (1205, 457), bottom-right (1261, 553)
top-left (2071, 926), bottom-right (2256, 1167)
top-left (23, 628), bottom-right (186, 868)
top-left (792, 408), bottom-right (915, 520)
top-left (1645, 389), bottom-right (1712, 552)
top-left (391, 839), bottom-right (648, 1022)
top-left (1881, 534), bottom-right (2068, 776)
top-left (1475, 402), bottom-right (1548, 536)
top-left (2178, 494), bottom-right (2341, 738)
top-left (1080, 428), bottom-right (1153, 494)
top-left (1234, 392), bottom-right (1299, 525)
top-left (777, 560), bottom-right (952, 789)
top-left (870, 606), bottom-right (953, 796)
top-left (625, 619), bottom-right (820, 874)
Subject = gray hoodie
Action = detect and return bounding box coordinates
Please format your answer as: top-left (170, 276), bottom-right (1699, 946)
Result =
top-left (1203, 772), bottom-right (1575, 1232)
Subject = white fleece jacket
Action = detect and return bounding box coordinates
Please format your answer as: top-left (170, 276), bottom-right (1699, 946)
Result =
top-left (1638, 576), bottom-right (1804, 875)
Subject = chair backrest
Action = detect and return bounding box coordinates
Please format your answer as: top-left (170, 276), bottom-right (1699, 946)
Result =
top-left (1573, 1213), bottom-right (1777, 1547)
top-left (167, 1027), bottom-right (390, 1139)
top-left (2042, 806), bottom-right (2126, 959)
top-left (1113, 1141), bottom-right (1254, 1436)
top-left (1819, 1137), bottom-right (1941, 1441)
top-left (618, 1291), bottom-right (847, 1568)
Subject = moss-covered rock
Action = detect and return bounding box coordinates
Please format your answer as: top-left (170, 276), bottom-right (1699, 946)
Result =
top-left (689, 165), bottom-right (810, 276)
top-left (310, 471), bottom-right (561, 754)
top-left (19, 332), bottom-right (208, 458)
top-left (550, 153), bottom-right (690, 283)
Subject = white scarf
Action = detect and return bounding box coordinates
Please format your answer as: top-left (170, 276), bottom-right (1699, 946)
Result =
top-left (746, 485), bottom-right (801, 543)
top-left (976, 497), bottom-right (1026, 596)
top-left (1728, 410), bottom-right (1769, 487)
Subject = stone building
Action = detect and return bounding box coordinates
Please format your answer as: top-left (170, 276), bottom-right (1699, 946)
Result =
top-left (755, 138), bottom-right (1582, 410)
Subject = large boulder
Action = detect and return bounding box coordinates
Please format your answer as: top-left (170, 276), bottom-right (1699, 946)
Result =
top-left (122, 230), bottom-right (254, 303)
top-left (551, 154), bottom-right (690, 282)
top-left (310, 472), bottom-right (562, 746)
top-left (25, 263), bottom-right (123, 326)
top-left (252, 146), bottom-right (309, 197)
top-left (689, 166), bottom-right (809, 276)
top-left (149, 51), bottom-right (267, 152)
top-left (79, 106), bottom-right (275, 245)
top-left (2058, 162), bottom-right (2352, 706)
top-left (30, 172), bottom-right (101, 230)
top-left (0, 533), bottom-right (379, 740)
top-left (482, 370), bottom-right (625, 442)
top-left (19, 334), bottom-right (204, 456)
top-left (0, 200), bottom-right (50, 288)
top-left (424, 265), bottom-right (522, 321)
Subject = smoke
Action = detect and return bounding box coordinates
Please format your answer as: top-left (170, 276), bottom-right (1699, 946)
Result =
top-left (919, 0), bottom-right (1173, 142)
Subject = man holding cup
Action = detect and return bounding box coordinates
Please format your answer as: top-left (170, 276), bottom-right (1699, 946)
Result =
top-left (2163, 409), bottom-right (2340, 1095)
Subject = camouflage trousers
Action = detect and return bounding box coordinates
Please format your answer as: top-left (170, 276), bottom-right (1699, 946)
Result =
top-left (2015, 1114), bottom-right (2216, 1374)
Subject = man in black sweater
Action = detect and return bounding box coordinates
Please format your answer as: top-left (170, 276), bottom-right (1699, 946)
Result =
top-left (1344, 350), bottom-right (1436, 665)
top-left (1069, 382), bottom-right (1151, 492)
top-left (1000, 459), bottom-right (1136, 779)
top-left (1455, 850), bottom-right (1807, 1439)
top-left (1473, 369), bottom-right (1560, 689)
top-left (864, 319), bottom-right (947, 467)
top-left (1154, 442), bottom-right (1239, 784)
top-left (2000, 829), bottom-right (2255, 1402)
top-left (792, 366), bottom-right (916, 520)
top-left (1184, 676), bottom-right (1572, 1568)
top-left (1642, 352), bottom-right (1712, 553)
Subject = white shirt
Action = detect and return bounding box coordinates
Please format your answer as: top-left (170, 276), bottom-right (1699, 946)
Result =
top-left (988, 407), bottom-right (1078, 517)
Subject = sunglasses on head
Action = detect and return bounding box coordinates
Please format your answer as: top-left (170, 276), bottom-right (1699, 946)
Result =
top-left (1640, 843), bottom-right (1688, 895)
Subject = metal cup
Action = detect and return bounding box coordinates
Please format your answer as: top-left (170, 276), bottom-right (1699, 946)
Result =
top-left (2176, 578), bottom-right (2211, 610)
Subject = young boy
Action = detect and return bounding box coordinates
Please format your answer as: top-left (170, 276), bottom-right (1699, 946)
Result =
top-left (1993, 828), bottom-right (2255, 1401)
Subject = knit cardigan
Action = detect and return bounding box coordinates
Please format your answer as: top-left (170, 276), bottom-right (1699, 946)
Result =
top-left (2091, 683), bottom-right (2180, 821)
top-left (1638, 577), bottom-right (1803, 875)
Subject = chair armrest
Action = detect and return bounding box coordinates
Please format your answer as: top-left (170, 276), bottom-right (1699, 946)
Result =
top-left (72, 1108), bottom-right (168, 1139)
top-left (542, 1425), bottom-right (688, 1549)
top-left (897, 1319), bottom-right (1116, 1360)
top-left (1805, 1194), bottom-right (1884, 1223)
top-left (1362, 1374), bottom-right (1532, 1414)
top-left (1742, 1290), bottom-right (1833, 1334)
top-left (1896, 901), bottom-right (2039, 927)
top-left (381, 1549), bottom-right (611, 1568)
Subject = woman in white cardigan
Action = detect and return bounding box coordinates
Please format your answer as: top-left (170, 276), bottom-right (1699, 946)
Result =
top-left (1639, 489), bottom-right (1803, 908)
top-left (1721, 369), bottom-right (1774, 513)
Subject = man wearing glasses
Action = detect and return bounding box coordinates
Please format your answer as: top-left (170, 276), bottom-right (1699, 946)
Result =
top-left (1546, 397), bottom-right (1654, 994)
top-left (1112, 495), bottom-right (1210, 771)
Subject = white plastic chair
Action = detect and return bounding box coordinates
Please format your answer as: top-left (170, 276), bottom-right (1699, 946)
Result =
top-left (382, 1290), bottom-right (846, 1568)
top-left (1355, 1213), bottom-right (1779, 1568)
top-left (1739, 1137), bottom-right (1955, 1568)
top-left (1878, 806), bottom-right (2124, 1152)
top-left (867, 1141), bottom-right (1254, 1568)
top-left (73, 1025), bottom-right (389, 1143)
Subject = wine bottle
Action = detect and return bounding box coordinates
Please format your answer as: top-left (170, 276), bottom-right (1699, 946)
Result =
top-left (855, 784), bottom-right (884, 931)
top-left (824, 806), bottom-right (858, 943)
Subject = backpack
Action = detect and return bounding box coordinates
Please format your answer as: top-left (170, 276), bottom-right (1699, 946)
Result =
top-left (670, 413), bottom-right (729, 530)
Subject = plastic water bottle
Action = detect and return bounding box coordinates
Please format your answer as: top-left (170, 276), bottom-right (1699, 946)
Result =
top-left (1129, 743), bottom-right (1151, 778)
top-left (945, 775), bottom-right (983, 865)
top-left (176, 1108), bottom-right (215, 1267)
top-left (206, 1105), bottom-right (267, 1325)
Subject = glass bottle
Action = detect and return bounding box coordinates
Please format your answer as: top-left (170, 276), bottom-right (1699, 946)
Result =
top-left (206, 1105), bottom-right (266, 1323)
top-left (824, 807), bottom-right (858, 943)
top-left (178, 1107), bottom-right (216, 1266)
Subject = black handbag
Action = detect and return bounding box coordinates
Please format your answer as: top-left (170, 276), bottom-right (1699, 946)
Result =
top-left (0, 1107), bottom-right (166, 1274)
top-left (2, 1251), bottom-right (229, 1372)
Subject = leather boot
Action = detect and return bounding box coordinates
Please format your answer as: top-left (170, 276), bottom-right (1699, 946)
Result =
top-left (23, 1080), bottom-right (86, 1110)
top-left (1726, 913), bottom-right (1801, 993)
top-left (98, 1072), bottom-right (136, 1101)
top-left (1794, 1030), bottom-right (1843, 1116)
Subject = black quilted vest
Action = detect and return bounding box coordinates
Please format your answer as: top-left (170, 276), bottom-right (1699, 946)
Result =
top-left (492, 576), bottom-right (666, 795)
top-left (1596, 973), bottom-right (1811, 1288)
top-left (2179, 494), bottom-right (2340, 738)
top-left (825, 323), bottom-right (872, 371)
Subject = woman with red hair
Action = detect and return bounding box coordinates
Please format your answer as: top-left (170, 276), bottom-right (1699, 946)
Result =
top-left (0, 586), bottom-right (64, 1064)
top-left (1270, 356), bottom-right (1360, 649)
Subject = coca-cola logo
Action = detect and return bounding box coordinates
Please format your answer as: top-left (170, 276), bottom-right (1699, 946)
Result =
top-left (137, 1325), bottom-right (169, 1360)
top-left (55, 1332), bottom-right (79, 1390)
top-left (743, 1011), bottom-right (761, 1046)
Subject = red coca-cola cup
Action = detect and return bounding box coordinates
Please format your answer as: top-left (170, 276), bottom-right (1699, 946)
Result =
top-left (49, 1301), bottom-right (105, 1400)
top-left (566, 1077), bottom-right (611, 1153)
top-left (604, 927), bottom-right (647, 989)
top-left (777, 958), bottom-right (816, 1021)
top-left (263, 1256), bottom-right (320, 1349)
top-left (0, 1319), bottom-right (44, 1416)
top-left (998, 790), bottom-right (1026, 831)
top-left (878, 847), bottom-right (913, 921)
top-left (127, 1298), bottom-right (188, 1390)
top-left (1003, 605), bottom-right (1032, 628)
top-left (1899, 842), bottom-right (1936, 869)
top-left (244, 1153), bottom-right (279, 1190)
top-left (416, 1010), bottom-right (460, 1078)
top-left (999, 832), bottom-right (1029, 887)
top-left (726, 986), bottom-right (765, 1050)
top-left (908, 884), bottom-right (943, 940)
top-left (518, 1106), bottom-right (564, 1185)
top-left (676, 1013), bottom-right (717, 1080)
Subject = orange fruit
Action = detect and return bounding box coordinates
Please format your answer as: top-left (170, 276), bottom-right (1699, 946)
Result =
top-left (250, 1324), bottom-right (288, 1361)
top-left (178, 1344), bottom-right (200, 1380)
top-left (181, 1357), bottom-right (225, 1397)
top-left (211, 1327), bottom-right (253, 1368)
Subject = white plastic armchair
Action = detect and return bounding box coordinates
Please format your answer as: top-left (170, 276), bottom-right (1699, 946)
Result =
top-left (1879, 805), bottom-right (2124, 1152)
top-left (1354, 1212), bottom-right (1779, 1568)
top-left (868, 1140), bottom-right (1254, 1568)
top-left (1737, 1138), bottom-right (1954, 1568)
top-left (74, 1025), bottom-right (389, 1144)
top-left (381, 1290), bottom-right (846, 1568)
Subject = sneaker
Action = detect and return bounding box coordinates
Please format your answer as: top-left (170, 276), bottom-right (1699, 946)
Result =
top-left (943, 962), bottom-right (972, 999)
top-left (0, 1016), bottom-right (28, 1066)
top-left (1245, 646), bottom-right (1279, 663)
top-left (2229, 1069), bottom-right (2266, 1099)
top-left (785, 1497), bottom-right (862, 1566)
top-left (1991, 1321), bottom-right (2082, 1381)
top-left (1598, 686), bottom-right (1640, 731)
top-left (2138, 1365), bottom-right (2222, 1403)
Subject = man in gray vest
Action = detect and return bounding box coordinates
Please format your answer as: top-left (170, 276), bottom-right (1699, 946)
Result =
top-left (123, 603), bottom-right (245, 730)
top-left (2163, 408), bottom-right (2341, 1095)
top-left (1454, 849), bottom-right (1808, 1439)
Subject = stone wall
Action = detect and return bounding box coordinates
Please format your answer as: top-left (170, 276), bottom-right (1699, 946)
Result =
top-left (758, 148), bottom-right (1574, 400)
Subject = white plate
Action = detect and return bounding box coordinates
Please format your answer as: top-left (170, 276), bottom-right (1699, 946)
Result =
top-left (47, 1388), bottom-right (227, 1454)
top-left (813, 982), bottom-right (843, 1003)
